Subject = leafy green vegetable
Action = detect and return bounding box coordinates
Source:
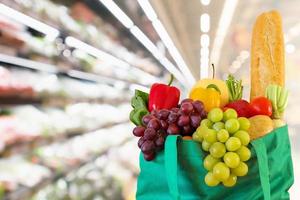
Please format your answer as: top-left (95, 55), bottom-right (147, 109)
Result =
top-left (226, 75), bottom-right (243, 102)
top-left (130, 90), bottom-right (149, 125)
top-left (135, 90), bottom-right (149, 104)
top-left (131, 96), bottom-right (146, 110)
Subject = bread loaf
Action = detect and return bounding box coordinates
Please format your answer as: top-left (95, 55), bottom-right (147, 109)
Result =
top-left (248, 115), bottom-right (274, 140)
top-left (250, 10), bottom-right (285, 100)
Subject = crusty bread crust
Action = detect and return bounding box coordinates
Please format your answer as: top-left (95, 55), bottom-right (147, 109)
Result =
top-left (250, 10), bottom-right (285, 100)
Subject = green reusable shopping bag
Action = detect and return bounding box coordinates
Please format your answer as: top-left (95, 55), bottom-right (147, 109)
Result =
top-left (136, 125), bottom-right (294, 200)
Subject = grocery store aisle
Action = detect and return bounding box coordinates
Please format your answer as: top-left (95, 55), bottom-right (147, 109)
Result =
top-left (0, 0), bottom-right (299, 199)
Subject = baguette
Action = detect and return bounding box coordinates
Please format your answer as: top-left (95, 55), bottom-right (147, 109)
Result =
top-left (250, 10), bottom-right (285, 100)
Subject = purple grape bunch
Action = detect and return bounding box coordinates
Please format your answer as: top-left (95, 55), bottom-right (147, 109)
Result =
top-left (132, 99), bottom-right (207, 161)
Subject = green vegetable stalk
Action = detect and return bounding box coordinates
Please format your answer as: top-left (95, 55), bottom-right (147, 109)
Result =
top-left (265, 84), bottom-right (289, 119)
top-left (226, 74), bottom-right (243, 102)
top-left (130, 90), bottom-right (149, 125)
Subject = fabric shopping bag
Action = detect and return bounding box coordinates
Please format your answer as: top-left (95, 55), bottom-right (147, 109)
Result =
top-left (136, 125), bottom-right (294, 200)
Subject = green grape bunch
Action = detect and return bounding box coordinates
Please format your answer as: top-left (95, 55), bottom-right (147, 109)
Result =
top-left (192, 108), bottom-right (251, 187)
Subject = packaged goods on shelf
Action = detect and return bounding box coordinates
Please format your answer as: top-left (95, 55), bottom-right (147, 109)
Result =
top-left (0, 67), bottom-right (34, 98)
top-left (35, 123), bottom-right (134, 170)
top-left (64, 103), bottom-right (131, 130)
top-left (0, 104), bottom-right (131, 155)
top-left (0, 66), bottom-right (132, 103)
top-left (0, 9), bottom-right (160, 86)
top-left (0, 157), bottom-right (51, 191)
top-left (32, 157), bottom-right (124, 200)
top-left (0, 115), bottom-right (39, 150)
top-left (32, 140), bottom-right (138, 200)
top-left (1, 123), bottom-right (136, 199)
top-left (0, 16), bottom-right (25, 49)
top-left (0, 0), bottom-right (170, 199)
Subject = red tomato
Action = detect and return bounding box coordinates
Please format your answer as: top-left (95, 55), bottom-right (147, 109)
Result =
top-left (250, 97), bottom-right (272, 116)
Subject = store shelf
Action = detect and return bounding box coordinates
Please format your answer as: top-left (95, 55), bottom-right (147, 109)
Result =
top-left (43, 96), bottom-right (129, 107)
top-left (0, 120), bottom-right (129, 158)
top-left (0, 53), bottom-right (149, 87)
top-left (0, 1), bottom-right (149, 199)
top-left (0, 0), bottom-right (162, 89)
top-left (1, 0), bottom-right (162, 75)
top-left (0, 95), bottom-right (129, 107)
top-left (0, 96), bottom-right (42, 106)
top-left (3, 136), bottom-right (133, 200)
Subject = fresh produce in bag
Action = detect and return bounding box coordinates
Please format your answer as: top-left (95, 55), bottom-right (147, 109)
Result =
top-left (131, 10), bottom-right (293, 200)
top-left (130, 76), bottom-right (207, 161)
top-left (189, 64), bottom-right (229, 110)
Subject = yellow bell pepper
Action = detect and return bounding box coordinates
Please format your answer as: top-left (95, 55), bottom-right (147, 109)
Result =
top-left (189, 86), bottom-right (221, 112)
top-left (190, 79), bottom-right (229, 107)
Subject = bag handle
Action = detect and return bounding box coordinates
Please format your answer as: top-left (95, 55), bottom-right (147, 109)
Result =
top-left (165, 135), bottom-right (181, 200)
top-left (251, 139), bottom-right (271, 200)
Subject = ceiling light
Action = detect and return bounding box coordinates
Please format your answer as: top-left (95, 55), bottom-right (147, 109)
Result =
top-left (201, 47), bottom-right (209, 57)
top-left (201, 0), bottom-right (211, 6)
top-left (200, 34), bottom-right (210, 78)
top-left (99, 0), bottom-right (189, 87)
top-left (200, 57), bottom-right (209, 64)
top-left (138, 0), bottom-right (195, 87)
top-left (200, 46), bottom-right (209, 79)
top-left (211, 0), bottom-right (238, 65)
top-left (129, 26), bottom-right (187, 84)
top-left (65, 36), bottom-right (130, 68)
top-left (152, 20), bottom-right (174, 49)
top-left (66, 36), bottom-right (159, 83)
top-left (130, 26), bottom-right (162, 59)
top-left (286, 43), bottom-right (295, 54)
top-left (137, 0), bottom-right (157, 21)
top-left (200, 65), bottom-right (209, 78)
top-left (0, 3), bottom-right (59, 41)
top-left (200, 13), bottom-right (210, 33)
top-left (152, 20), bottom-right (196, 86)
top-left (159, 57), bottom-right (188, 85)
top-left (98, 0), bottom-right (134, 29)
top-left (201, 34), bottom-right (210, 47)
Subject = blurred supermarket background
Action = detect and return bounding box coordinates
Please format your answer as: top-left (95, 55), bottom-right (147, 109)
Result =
top-left (0, 0), bottom-right (299, 199)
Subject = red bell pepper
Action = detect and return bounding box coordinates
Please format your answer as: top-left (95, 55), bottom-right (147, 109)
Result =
top-left (224, 99), bottom-right (252, 118)
top-left (148, 75), bottom-right (180, 112)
